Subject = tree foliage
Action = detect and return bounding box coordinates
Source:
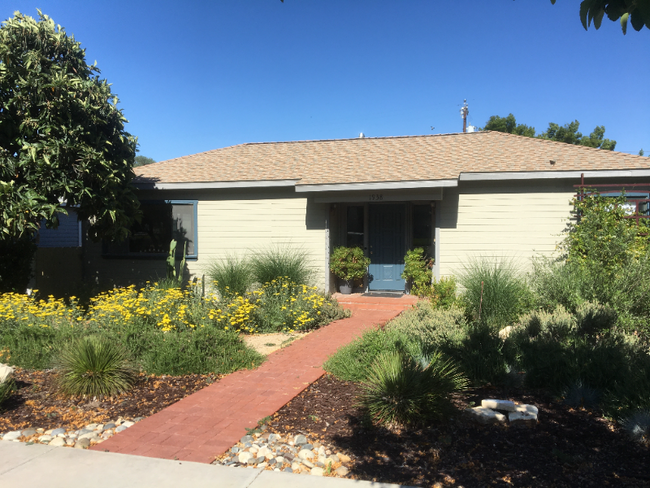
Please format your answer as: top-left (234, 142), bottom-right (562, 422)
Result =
top-left (482, 114), bottom-right (535, 137)
top-left (551, 0), bottom-right (650, 34)
top-left (482, 114), bottom-right (616, 150)
top-left (0, 11), bottom-right (140, 243)
top-left (134, 155), bottom-right (156, 167)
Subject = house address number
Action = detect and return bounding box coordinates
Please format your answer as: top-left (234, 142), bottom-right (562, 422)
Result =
top-left (369, 194), bottom-right (384, 201)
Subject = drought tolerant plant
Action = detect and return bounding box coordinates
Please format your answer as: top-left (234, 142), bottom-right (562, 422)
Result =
top-left (388, 301), bottom-right (467, 349)
top-left (206, 255), bottom-right (253, 298)
top-left (329, 246), bottom-right (370, 286)
top-left (55, 335), bottom-right (136, 398)
top-left (458, 257), bottom-right (534, 329)
top-left (0, 377), bottom-right (15, 409)
top-left (358, 349), bottom-right (468, 427)
top-left (401, 248), bottom-right (433, 296)
top-left (251, 246), bottom-right (314, 286)
top-left (324, 327), bottom-right (420, 382)
top-left (429, 276), bottom-right (459, 309)
top-left (621, 410), bottom-right (650, 446)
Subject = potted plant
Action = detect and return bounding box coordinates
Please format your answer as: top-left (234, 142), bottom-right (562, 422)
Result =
top-left (329, 246), bottom-right (371, 294)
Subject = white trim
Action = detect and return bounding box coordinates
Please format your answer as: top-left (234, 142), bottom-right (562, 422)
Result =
top-left (134, 179), bottom-right (299, 190)
top-left (295, 179), bottom-right (458, 193)
top-left (314, 188), bottom-right (443, 203)
top-left (460, 169), bottom-right (650, 181)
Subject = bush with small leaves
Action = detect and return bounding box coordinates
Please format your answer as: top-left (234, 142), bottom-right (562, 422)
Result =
top-left (358, 350), bottom-right (468, 427)
top-left (56, 336), bottom-right (137, 398)
top-left (0, 377), bottom-right (16, 409)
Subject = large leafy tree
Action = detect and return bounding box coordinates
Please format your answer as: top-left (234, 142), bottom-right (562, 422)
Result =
top-left (551, 0), bottom-right (650, 34)
top-left (483, 114), bottom-right (617, 151)
top-left (0, 11), bottom-right (140, 290)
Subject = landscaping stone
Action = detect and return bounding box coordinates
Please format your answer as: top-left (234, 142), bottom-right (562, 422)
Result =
top-left (240, 435), bottom-right (253, 443)
top-left (336, 466), bottom-right (349, 476)
top-left (2, 431), bottom-right (22, 441)
top-left (311, 467), bottom-right (324, 476)
top-left (466, 406), bottom-right (507, 424)
top-left (21, 428), bottom-right (37, 437)
top-left (515, 404), bottom-right (539, 416)
top-left (50, 428), bottom-right (65, 437)
top-left (238, 452), bottom-right (252, 464)
top-left (0, 363), bottom-right (14, 384)
top-left (293, 434), bottom-right (307, 445)
top-left (509, 411), bottom-right (538, 427)
top-left (481, 399), bottom-right (516, 412)
top-left (49, 437), bottom-right (66, 447)
top-left (74, 438), bottom-right (91, 449)
top-left (38, 435), bottom-right (53, 444)
top-left (298, 449), bottom-right (314, 460)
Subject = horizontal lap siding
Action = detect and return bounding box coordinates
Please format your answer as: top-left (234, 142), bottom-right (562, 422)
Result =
top-left (438, 182), bottom-right (575, 277)
top-left (190, 197), bottom-right (328, 290)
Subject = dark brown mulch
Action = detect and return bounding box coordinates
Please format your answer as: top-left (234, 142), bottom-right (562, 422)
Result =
top-left (267, 374), bottom-right (650, 488)
top-left (0, 368), bottom-right (219, 432)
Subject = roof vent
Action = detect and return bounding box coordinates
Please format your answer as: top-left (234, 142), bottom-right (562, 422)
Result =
top-left (359, 132), bottom-right (365, 138)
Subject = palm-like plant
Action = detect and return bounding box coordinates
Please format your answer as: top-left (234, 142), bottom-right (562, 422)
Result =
top-left (56, 336), bottom-right (137, 398)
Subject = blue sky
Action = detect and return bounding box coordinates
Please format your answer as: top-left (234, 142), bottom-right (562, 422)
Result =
top-left (3, 1), bottom-right (649, 161)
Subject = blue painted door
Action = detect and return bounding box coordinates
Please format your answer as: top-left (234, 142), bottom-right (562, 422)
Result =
top-left (368, 204), bottom-right (406, 291)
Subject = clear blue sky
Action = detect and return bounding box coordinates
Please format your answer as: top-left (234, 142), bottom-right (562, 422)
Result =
top-left (3, 1), bottom-right (649, 161)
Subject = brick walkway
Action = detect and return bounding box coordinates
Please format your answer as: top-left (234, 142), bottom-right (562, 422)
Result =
top-left (91, 294), bottom-right (417, 464)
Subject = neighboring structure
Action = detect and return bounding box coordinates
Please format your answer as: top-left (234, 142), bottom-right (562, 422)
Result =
top-left (80, 131), bottom-right (650, 293)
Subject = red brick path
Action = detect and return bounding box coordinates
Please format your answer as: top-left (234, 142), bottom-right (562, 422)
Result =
top-left (91, 295), bottom-right (417, 463)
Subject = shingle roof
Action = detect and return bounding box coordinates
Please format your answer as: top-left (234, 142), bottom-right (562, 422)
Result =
top-left (134, 131), bottom-right (650, 187)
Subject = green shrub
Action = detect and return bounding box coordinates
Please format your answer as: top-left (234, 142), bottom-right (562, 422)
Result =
top-left (206, 255), bottom-right (253, 298)
top-left (507, 304), bottom-right (650, 416)
top-left (358, 350), bottom-right (468, 427)
top-left (324, 327), bottom-right (420, 382)
top-left (388, 301), bottom-right (467, 348)
top-left (329, 246), bottom-right (370, 283)
top-left (458, 257), bottom-right (534, 329)
top-left (251, 246), bottom-right (314, 286)
top-left (441, 322), bottom-right (508, 386)
top-left (132, 326), bottom-right (264, 376)
top-left (429, 276), bottom-right (459, 309)
top-left (55, 335), bottom-right (137, 398)
top-left (401, 248), bottom-right (433, 297)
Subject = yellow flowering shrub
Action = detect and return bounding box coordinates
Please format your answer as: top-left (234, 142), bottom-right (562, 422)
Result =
top-left (0, 292), bottom-right (82, 329)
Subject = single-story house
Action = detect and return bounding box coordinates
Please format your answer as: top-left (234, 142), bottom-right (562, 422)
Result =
top-left (63, 131), bottom-right (650, 294)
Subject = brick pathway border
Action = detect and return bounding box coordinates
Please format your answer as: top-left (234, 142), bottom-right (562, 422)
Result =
top-left (92, 296), bottom-right (416, 464)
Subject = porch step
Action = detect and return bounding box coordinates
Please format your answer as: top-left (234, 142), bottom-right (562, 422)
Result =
top-left (332, 293), bottom-right (419, 312)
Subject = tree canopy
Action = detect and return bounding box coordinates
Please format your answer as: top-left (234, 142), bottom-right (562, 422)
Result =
top-left (482, 114), bottom-right (617, 151)
top-left (134, 155), bottom-right (156, 167)
top-left (0, 10), bottom-right (140, 243)
top-left (551, 0), bottom-right (650, 34)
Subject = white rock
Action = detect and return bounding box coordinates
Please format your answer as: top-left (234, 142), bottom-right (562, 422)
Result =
top-left (2, 431), bottom-right (22, 441)
top-left (121, 421), bottom-right (135, 428)
top-left (275, 456), bottom-right (285, 464)
top-left (509, 411), bottom-right (537, 427)
top-left (238, 452), bottom-right (252, 464)
top-left (291, 462), bottom-right (301, 471)
top-left (515, 404), bottom-right (539, 416)
top-left (257, 462), bottom-right (268, 469)
top-left (49, 437), bottom-right (66, 447)
top-left (0, 364), bottom-right (14, 384)
top-left (85, 424), bottom-right (98, 430)
top-left (78, 432), bottom-right (100, 441)
top-left (38, 435), bottom-right (53, 443)
top-left (466, 406), bottom-right (507, 424)
top-left (337, 452), bottom-right (351, 463)
top-left (258, 447), bottom-right (273, 459)
top-left (318, 455), bottom-right (327, 465)
top-left (336, 466), bottom-right (349, 476)
top-left (298, 449), bottom-right (314, 460)
top-left (481, 399), bottom-right (516, 412)
top-left (318, 446), bottom-right (326, 456)
top-left (311, 467), bottom-right (324, 476)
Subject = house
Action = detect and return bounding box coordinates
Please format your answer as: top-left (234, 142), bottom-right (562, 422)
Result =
top-left (80, 131), bottom-right (650, 293)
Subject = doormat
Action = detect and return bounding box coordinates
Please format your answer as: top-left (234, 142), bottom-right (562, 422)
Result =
top-left (361, 292), bottom-right (405, 298)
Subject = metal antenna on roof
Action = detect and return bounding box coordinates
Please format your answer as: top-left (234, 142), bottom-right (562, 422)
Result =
top-left (460, 99), bottom-right (469, 133)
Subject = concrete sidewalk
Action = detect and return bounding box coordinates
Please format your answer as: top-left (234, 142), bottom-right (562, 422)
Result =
top-left (0, 442), bottom-right (411, 488)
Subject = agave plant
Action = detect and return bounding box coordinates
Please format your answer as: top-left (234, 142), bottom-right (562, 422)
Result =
top-left (621, 410), bottom-right (650, 446)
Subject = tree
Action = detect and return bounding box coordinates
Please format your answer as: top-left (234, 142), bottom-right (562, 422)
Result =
top-left (550, 0), bottom-right (650, 34)
top-left (482, 114), bottom-right (616, 151)
top-left (134, 155), bottom-right (156, 167)
top-left (539, 121), bottom-right (616, 150)
top-left (481, 114), bottom-right (536, 137)
top-left (0, 11), bottom-right (140, 291)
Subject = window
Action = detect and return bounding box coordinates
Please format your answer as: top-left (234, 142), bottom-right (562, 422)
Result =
top-left (104, 200), bottom-right (197, 258)
top-left (346, 205), bottom-right (364, 248)
top-left (412, 204), bottom-right (433, 257)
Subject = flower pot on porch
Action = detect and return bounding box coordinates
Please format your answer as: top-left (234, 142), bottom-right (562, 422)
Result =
top-left (339, 281), bottom-right (353, 294)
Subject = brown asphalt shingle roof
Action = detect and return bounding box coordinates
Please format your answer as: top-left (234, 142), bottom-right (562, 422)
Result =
top-left (135, 131), bottom-right (650, 186)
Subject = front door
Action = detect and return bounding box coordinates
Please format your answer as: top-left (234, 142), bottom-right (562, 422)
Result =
top-left (368, 204), bottom-right (406, 291)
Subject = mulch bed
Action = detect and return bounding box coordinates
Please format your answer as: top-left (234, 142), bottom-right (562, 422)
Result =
top-left (0, 368), bottom-right (219, 432)
top-left (267, 374), bottom-right (650, 488)
top-left (3, 369), bottom-right (649, 487)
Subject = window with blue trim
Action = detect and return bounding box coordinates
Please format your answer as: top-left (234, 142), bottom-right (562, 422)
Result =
top-left (104, 200), bottom-right (197, 258)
